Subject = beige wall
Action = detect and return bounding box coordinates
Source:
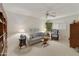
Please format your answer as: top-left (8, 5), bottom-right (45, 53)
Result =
top-left (3, 11), bottom-right (47, 36)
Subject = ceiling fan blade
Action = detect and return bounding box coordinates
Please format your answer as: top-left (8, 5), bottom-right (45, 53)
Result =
top-left (49, 14), bottom-right (56, 17)
top-left (45, 10), bottom-right (56, 18)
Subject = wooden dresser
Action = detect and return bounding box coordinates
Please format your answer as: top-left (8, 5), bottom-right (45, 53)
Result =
top-left (70, 22), bottom-right (79, 48)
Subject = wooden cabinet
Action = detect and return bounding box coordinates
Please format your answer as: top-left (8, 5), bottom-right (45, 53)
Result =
top-left (0, 12), bottom-right (7, 56)
top-left (70, 23), bottom-right (79, 48)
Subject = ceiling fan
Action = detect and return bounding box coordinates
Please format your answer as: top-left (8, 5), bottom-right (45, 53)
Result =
top-left (45, 10), bottom-right (56, 18)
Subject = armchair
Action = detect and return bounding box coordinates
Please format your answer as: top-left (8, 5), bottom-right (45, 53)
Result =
top-left (51, 29), bottom-right (59, 40)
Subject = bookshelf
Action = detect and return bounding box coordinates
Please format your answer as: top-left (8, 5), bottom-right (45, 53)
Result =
top-left (0, 12), bottom-right (7, 56)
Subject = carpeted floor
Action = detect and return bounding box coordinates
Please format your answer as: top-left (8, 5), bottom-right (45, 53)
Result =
top-left (7, 34), bottom-right (79, 56)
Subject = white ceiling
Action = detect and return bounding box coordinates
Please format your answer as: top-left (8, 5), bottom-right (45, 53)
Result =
top-left (3, 3), bottom-right (79, 19)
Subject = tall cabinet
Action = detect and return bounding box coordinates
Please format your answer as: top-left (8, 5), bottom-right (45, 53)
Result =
top-left (70, 22), bottom-right (79, 48)
top-left (0, 12), bottom-right (7, 56)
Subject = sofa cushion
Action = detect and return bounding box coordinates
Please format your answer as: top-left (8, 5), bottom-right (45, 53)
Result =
top-left (30, 32), bottom-right (44, 39)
